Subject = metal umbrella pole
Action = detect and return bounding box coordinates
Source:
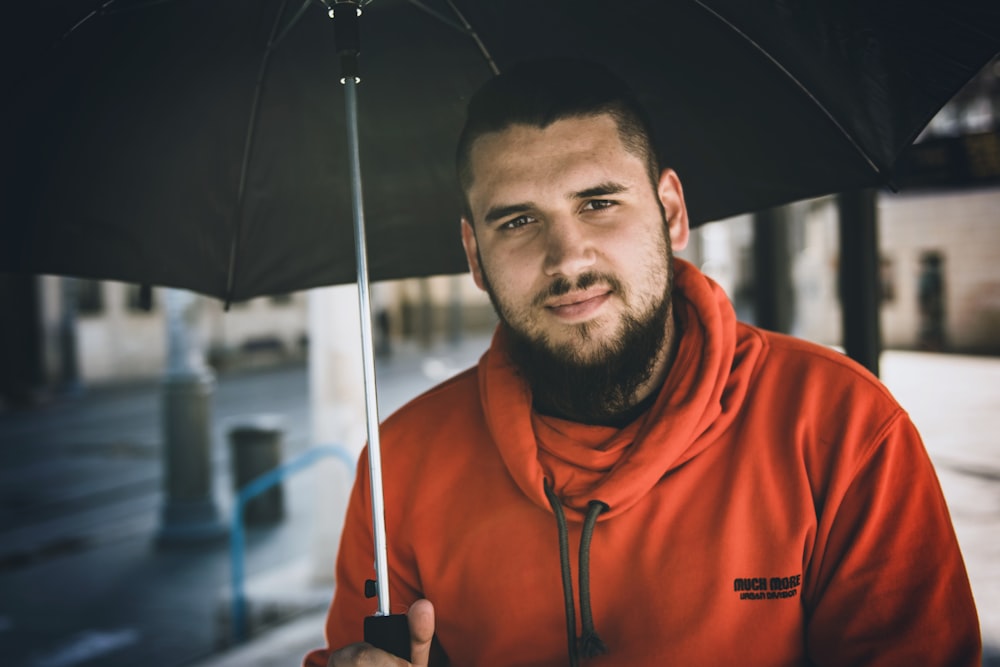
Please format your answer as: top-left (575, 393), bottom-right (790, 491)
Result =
top-left (331, 1), bottom-right (411, 657)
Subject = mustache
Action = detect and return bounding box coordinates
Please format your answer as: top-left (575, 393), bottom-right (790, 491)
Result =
top-left (532, 272), bottom-right (624, 308)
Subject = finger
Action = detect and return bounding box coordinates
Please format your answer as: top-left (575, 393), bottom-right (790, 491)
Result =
top-left (407, 599), bottom-right (435, 667)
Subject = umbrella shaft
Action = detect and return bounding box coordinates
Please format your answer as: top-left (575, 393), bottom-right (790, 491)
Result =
top-left (344, 78), bottom-right (392, 617)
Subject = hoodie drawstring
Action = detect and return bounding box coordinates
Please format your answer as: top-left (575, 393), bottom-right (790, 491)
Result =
top-left (578, 499), bottom-right (610, 658)
top-left (544, 480), bottom-right (610, 666)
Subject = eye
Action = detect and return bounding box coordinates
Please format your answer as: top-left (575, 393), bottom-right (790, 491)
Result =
top-left (582, 199), bottom-right (616, 212)
top-left (499, 215), bottom-right (535, 231)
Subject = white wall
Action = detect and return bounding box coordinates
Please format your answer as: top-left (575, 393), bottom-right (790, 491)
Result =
top-left (77, 282), bottom-right (166, 381)
top-left (880, 187), bottom-right (1000, 351)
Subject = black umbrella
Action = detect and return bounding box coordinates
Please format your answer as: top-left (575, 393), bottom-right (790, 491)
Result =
top-left (4, 0), bottom-right (999, 302)
top-left (3, 0), bottom-right (998, 656)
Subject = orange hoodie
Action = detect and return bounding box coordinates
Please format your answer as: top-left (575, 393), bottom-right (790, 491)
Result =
top-left (306, 259), bottom-right (980, 666)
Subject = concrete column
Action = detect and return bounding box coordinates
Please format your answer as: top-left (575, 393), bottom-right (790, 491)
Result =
top-left (372, 282), bottom-right (392, 357)
top-left (447, 275), bottom-right (463, 345)
top-left (0, 274), bottom-right (44, 406)
top-left (308, 284), bottom-right (367, 584)
top-left (752, 206), bottom-right (795, 334)
top-left (837, 189), bottom-right (882, 377)
top-left (418, 278), bottom-right (433, 347)
top-left (58, 277), bottom-right (82, 393)
top-left (157, 288), bottom-right (227, 545)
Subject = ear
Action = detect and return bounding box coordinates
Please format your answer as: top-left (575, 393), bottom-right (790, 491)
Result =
top-left (461, 217), bottom-right (486, 290)
top-left (657, 168), bottom-right (690, 251)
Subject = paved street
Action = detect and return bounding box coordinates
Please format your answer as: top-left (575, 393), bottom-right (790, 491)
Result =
top-left (0, 341), bottom-right (998, 666)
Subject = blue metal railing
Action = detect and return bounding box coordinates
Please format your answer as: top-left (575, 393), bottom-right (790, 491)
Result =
top-left (229, 444), bottom-right (357, 643)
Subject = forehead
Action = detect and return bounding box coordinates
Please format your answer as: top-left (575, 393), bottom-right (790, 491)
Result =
top-left (465, 114), bottom-right (648, 211)
top-left (468, 113), bottom-right (623, 169)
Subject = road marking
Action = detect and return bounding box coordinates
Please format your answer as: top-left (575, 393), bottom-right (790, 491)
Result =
top-left (31, 628), bottom-right (139, 667)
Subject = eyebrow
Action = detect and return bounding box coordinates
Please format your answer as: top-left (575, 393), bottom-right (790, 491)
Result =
top-left (481, 181), bottom-right (631, 226)
top-left (573, 181), bottom-right (629, 199)
top-left (484, 202), bottom-right (534, 226)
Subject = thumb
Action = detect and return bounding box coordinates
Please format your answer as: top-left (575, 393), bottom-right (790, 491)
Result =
top-left (406, 599), bottom-right (435, 666)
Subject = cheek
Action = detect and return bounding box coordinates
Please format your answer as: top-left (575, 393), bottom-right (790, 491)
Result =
top-left (614, 227), bottom-right (670, 294)
top-left (481, 244), bottom-right (538, 292)
top-left (484, 260), bottom-right (530, 303)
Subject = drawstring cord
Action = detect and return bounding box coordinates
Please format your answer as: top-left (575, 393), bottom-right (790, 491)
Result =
top-left (544, 481), bottom-right (578, 666)
top-left (578, 499), bottom-right (610, 658)
top-left (544, 480), bottom-right (610, 665)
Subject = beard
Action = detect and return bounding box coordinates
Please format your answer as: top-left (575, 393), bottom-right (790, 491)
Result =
top-left (480, 256), bottom-right (674, 426)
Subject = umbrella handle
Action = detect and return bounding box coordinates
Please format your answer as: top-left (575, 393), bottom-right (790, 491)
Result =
top-left (364, 614), bottom-right (411, 661)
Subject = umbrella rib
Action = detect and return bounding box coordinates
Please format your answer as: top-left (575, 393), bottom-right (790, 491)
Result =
top-left (404, 0), bottom-right (467, 32)
top-left (62, 3), bottom-right (112, 42)
top-left (271, 0), bottom-right (323, 50)
top-left (226, 0), bottom-right (296, 304)
top-left (691, 0), bottom-right (881, 176)
top-left (406, 0), bottom-right (500, 75)
top-left (61, 0), bottom-right (177, 41)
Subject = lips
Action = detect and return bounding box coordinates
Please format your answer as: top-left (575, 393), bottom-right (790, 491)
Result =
top-left (545, 288), bottom-right (612, 320)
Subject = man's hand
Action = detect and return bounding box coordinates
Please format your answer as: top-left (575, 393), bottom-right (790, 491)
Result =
top-left (328, 599), bottom-right (435, 666)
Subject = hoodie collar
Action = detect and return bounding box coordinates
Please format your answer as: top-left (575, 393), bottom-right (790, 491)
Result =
top-left (479, 258), bottom-right (761, 521)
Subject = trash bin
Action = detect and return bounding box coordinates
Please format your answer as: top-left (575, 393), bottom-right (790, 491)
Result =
top-left (229, 415), bottom-right (285, 525)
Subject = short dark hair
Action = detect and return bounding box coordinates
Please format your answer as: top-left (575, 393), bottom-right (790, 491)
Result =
top-left (455, 58), bottom-right (661, 218)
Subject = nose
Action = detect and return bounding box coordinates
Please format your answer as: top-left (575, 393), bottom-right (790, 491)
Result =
top-left (542, 218), bottom-right (596, 278)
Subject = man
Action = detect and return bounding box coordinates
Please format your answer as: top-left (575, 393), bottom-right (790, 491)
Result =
top-left (306, 59), bottom-right (980, 666)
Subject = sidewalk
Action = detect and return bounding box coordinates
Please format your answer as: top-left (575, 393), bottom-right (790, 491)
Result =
top-left (880, 350), bottom-right (1000, 662)
top-left (1, 346), bottom-right (998, 666)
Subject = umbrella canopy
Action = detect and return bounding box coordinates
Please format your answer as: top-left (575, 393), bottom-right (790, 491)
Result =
top-left (3, 0), bottom-right (999, 302)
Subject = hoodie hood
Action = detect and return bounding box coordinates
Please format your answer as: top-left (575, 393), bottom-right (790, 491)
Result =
top-left (479, 258), bottom-right (762, 521)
